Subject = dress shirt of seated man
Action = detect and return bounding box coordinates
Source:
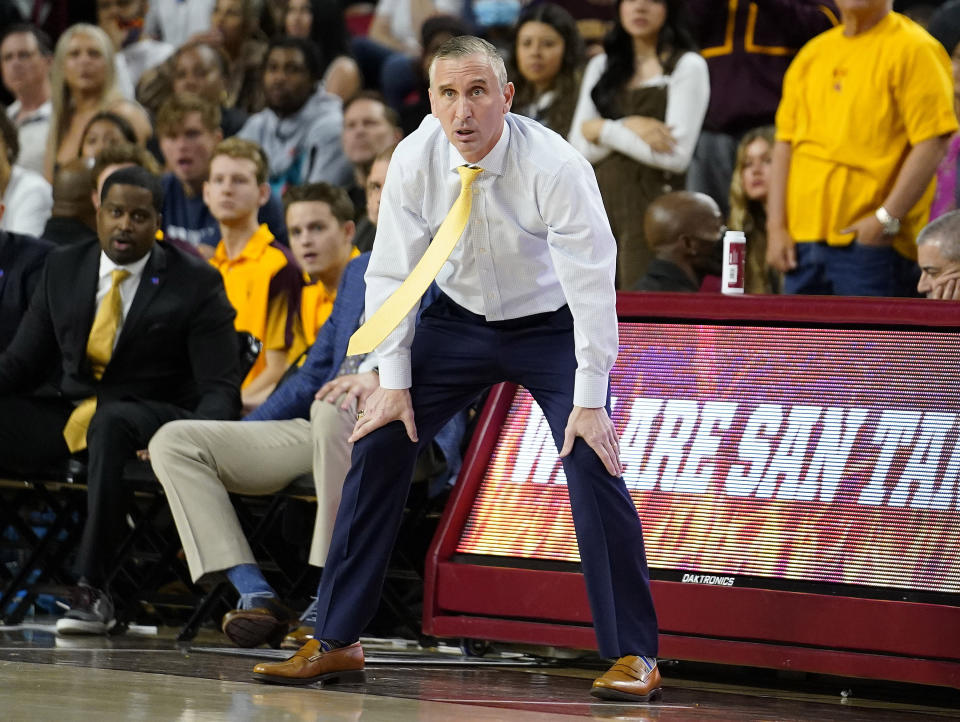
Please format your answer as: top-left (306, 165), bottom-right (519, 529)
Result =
top-left (340, 91), bottom-right (402, 219)
top-left (157, 94), bottom-right (288, 257)
top-left (282, 183), bottom-right (359, 374)
top-left (250, 36), bottom-right (662, 702)
top-left (0, 166), bottom-right (241, 635)
top-left (633, 191), bottom-right (724, 292)
top-left (1, 24), bottom-right (53, 177)
top-left (205, 137), bottom-right (303, 412)
top-left (237, 36), bottom-right (353, 196)
top-left (0, 110), bottom-right (53, 238)
top-left (916, 209), bottom-right (960, 299)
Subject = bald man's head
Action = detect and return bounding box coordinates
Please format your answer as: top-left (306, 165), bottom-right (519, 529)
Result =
top-left (52, 157), bottom-right (97, 229)
top-left (643, 191), bottom-right (724, 282)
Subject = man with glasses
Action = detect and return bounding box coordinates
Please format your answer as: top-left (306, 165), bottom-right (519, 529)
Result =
top-left (1, 24), bottom-right (52, 176)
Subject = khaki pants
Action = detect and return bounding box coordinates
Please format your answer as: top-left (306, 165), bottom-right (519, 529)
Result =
top-left (147, 398), bottom-right (355, 582)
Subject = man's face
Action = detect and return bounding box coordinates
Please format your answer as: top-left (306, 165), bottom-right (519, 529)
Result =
top-left (1, 32), bottom-right (50, 98)
top-left (203, 154), bottom-right (267, 223)
top-left (429, 54), bottom-right (514, 164)
top-left (263, 47), bottom-right (314, 117)
top-left (342, 99), bottom-right (398, 166)
top-left (159, 111), bottom-right (222, 186)
top-left (286, 201), bottom-right (353, 282)
top-left (97, 0), bottom-right (144, 26)
top-left (97, 182), bottom-right (159, 265)
top-left (365, 158), bottom-right (389, 225)
top-left (918, 240), bottom-right (960, 297)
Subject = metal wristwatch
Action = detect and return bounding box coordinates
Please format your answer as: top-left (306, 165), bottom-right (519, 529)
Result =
top-left (875, 206), bottom-right (901, 235)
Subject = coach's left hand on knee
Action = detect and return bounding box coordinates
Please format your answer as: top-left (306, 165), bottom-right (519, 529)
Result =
top-left (559, 406), bottom-right (622, 477)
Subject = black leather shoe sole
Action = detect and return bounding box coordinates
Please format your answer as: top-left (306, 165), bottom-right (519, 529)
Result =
top-left (252, 669), bottom-right (366, 686)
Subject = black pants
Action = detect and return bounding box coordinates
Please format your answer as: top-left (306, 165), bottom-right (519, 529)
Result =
top-left (0, 396), bottom-right (193, 583)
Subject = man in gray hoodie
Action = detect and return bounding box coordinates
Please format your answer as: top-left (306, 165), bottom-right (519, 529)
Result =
top-left (239, 37), bottom-right (352, 197)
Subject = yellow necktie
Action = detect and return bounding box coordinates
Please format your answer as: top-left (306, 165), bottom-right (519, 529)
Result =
top-left (347, 165), bottom-right (482, 356)
top-left (63, 268), bottom-right (131, 453)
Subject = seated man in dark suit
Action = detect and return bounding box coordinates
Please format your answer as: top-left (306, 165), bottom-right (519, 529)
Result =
top-left (0, 224), bottom-right (52, 350)
top-left (633, 191), bottom-right (725, 293)
top-left (0, 166), bottom-right (242, 635)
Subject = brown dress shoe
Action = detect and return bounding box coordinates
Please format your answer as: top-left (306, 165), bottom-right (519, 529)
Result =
top-left (253, 639), bottom-right (365, 686)
top-left (590, 655), bottom-right (662, 702)
top-left (222, 602), bottom-right (296, 649)
top-left (281, 625), bottom-right (315, 650)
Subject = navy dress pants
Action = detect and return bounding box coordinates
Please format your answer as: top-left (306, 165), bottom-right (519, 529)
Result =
top-left (313, 295), bottom-right (659, 658)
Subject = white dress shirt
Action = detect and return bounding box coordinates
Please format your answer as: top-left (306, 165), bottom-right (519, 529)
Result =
top-left (366, 113), bottom-right (618, 408)
top-left (568, 52), bottom-right (710, 174)
top-left (0, 164), bottom-right (52, 237)
top-left (96, 249), bottom-right (151, 350)
top-left (7, 100), bottom-right (52, 176)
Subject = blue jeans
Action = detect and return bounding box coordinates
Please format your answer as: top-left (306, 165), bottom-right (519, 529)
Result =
top-left (784, 241), bottom-right (920, 297)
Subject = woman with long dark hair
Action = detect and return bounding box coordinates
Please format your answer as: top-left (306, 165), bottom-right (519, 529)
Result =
top-left (508, 3), bottom-right (584, 138)
top-left (569, 0), bottom-right (708, 289)
top-left (284, 0), bottom-right (361, 101)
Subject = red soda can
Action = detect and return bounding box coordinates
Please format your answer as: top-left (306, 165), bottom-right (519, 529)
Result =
top-left (721, 230), bottom-right (746, 294)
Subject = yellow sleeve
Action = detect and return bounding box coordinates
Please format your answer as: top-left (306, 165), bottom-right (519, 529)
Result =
top-left (774, 53), bottom-right (803, 143)
top-left (895, 36), bottom-right (959, 145)
top-left (263, 293), bottom-right (292, 352)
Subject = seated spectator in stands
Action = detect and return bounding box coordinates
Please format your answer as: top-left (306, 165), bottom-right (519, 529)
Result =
top-left (44, 24), bottom-right (152, 182)
top-left (283, 0), bottom-right (361, 102)
top-left (78, 110), bottom-right (138, 161)
top-left (353, 0), bottom-right (464, 111)
top-left (0, 111), bottom-right (53, 237)
top-left (205, 138), bottom-right (303, 411)
top-left (684, 0), bottom-right (836, 218)
top-left (0, 216), bottom-right (52, 350)
top-left (238, 37), bottom-right (352, 195)
top-left (353, 146), bottom-right (393, 253)
top-left (396, 14), bottom-right (471, 136)
top-left (767, 0), bottom-right (957, 297)
top-left (341, 92), bottom-right (402, 218)
top-left (157, 94), bottom-right (287, 256)
top-left (729, 126), bottom-right (779, 294)
top-left (633, 191), bottom-right (723, 292)
top-left (0, 166), bottom-right (241, 635)
top-left (145, 0), bottom-right (215, 48)
top-left (283, 183), bottom-right (359, 373)
top-left (97, 0), bottom-right (174, 89)
top-left (927, 0), bottom-right (960, 221)
top-left (508, 3), bottom-right (584, 138)
top-left (42, 156), bottom-right (99, 246)
top-left (916, 210), bottom-right (960, 299)
top-left (188, 0), bottom-right (268, 114)
top-left (569, 0), bottom-right (709, 289)
top-left (166, 41), bottom-right (248, 138)
top-left (1, 24), bottom-right (53, 176)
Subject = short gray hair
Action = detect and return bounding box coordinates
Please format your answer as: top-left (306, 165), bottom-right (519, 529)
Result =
top-left (428, 35), bottom-right (508, 91)
top-left (917, 210), bottom-right (960, 262)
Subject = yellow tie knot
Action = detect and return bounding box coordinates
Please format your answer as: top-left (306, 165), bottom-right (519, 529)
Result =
top-left (111, 268), bottom-right (131, 286)
top-left (457, 165), bottom-right (483, 189)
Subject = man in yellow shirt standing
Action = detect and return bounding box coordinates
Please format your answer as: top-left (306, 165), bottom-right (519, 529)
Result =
top-left (767, 0), bottom-right (958, 296)
top-left (206, 138), bottom-right (302, 411)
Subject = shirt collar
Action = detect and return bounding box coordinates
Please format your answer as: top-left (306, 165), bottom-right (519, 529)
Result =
top-left (98, 248), bottom-right (152, 281)
top-left (212, 224), bottom-right (275, 264)
top-left (446, 115), bottom-right (511, 177)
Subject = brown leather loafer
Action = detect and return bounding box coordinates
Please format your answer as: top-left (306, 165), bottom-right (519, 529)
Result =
top-left (222, 602), bottom-right (297, 649)
top-left (590, 655), bottom-right (662, 702)
top-left (281, 625), bottom-right (315, 650)
top-left (253, 639), bottom-right (365, 686)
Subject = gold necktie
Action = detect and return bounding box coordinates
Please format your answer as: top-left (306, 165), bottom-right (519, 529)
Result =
top-left (346, 165), bottom-right (482, 356)
top-left (63, 269), bottom-right (131, 453)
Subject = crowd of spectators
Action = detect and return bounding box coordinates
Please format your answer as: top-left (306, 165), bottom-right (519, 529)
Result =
top-left (1, 0), bottom-right (960, 640)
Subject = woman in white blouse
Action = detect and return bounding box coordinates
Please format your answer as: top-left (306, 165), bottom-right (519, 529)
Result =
top-left (569, 0), bottom-right (708, 289)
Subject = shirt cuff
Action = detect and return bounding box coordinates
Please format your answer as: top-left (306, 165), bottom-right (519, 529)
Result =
top-left (357, 352), bottom-right (379, 375)
top-left (573, 372), bottom-right (608, 409)
top-left (377, 351), bottom-right (412, 390)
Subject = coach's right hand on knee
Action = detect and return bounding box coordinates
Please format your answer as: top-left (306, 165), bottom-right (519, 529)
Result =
top-left (349, 387), bottom-right (418, 444)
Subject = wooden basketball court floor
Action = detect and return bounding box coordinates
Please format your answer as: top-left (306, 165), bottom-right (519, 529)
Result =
top-left (0, 621), bottom-right (958, 721)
